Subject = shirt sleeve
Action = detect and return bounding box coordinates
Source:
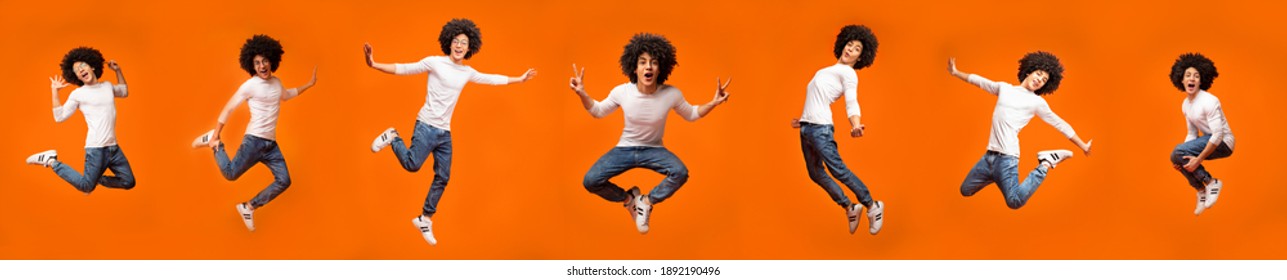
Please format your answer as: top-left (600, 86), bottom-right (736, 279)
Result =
top-left (843, 72), bottom-right (861, 118)
top-left (671, 88), bottom-right (701, 122)
top-left (217, 83), bottom-right (252, 124)
top-left (468, 69), bottom-right (509, 85)
top-left (52, 92), bottom-right (80, 123)
top-left (111, 82), bottom-right (129, 98)
top-left (1036, 100), bottom-right (1078, 139)
top-left (967, 74), bottom-right (1003, 96)
top-left (283, 88), bottom-right (300, 101)
top-left (394, 57), bottom-right (434, 75)
top-left (587, 87), bottom-right (621, 118)
top-left (1204, 101), bottom-right (1229, 146)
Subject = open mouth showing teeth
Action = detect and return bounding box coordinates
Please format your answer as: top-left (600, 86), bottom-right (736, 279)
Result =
top-left (644, 73), bottom-right (654, 79)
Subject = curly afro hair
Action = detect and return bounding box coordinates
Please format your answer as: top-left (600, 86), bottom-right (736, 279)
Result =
top-left (439, 18), bottom-right (482, 59)
top-left (239, 34), bottom-right (285, 76)
top-left (1170, 53), bottom-right (1218, 92)
top-left (60, 47), bottom-right (105, 86)
top-left (833, 25), bottom-right (879, 70)
top-left (1017, 51), bottom-right (1064, 95)
top-left (619, 33), bottom-right (678, 85)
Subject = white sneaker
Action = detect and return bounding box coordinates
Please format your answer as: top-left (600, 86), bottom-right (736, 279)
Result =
top-left (192, 130), bottom-right (215, 149)
top-left (25, 150), bottom-right (58, 168)
top-left (624, 186), bottom-right (641, 221)
top-left (845, 203), bottom-right (862, 234)
top-left (1194, 190), bottom-right (1208, 215)
top-left (1204, 179), bottom-right (1222, 209)
top-left (1037, 150), bottom-right (1074, 168)
top-left (236, 203), bottom-right (255, 232)
top-left (632, 194), bottom-right (652, 234)
top-left (371, 128), bottom-right (399, 153)
top-left (866, 201), bottom-right (884, 235)
top-left (412, 215), bottom-right (438, 246)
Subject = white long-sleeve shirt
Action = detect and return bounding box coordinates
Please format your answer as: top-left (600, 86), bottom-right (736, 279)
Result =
top-left (587, 83), bottom-right (701, 147)
top-left (798, 63), bottom-right (860, 125)
top-left (395, 56), bottom-right (509, 131)
top-left (219, 76), bottom-right (296, 141)
top-left (967, 74), bottom-right (1077, 157)
top-left (1182, 90), bottom-right (1235, 150)
top-left (52, 81), bottom-right (128, 147)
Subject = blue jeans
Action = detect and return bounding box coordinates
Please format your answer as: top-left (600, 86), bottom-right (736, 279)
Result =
top-left (799, 123), bottom-right (873, 208)
top-left (53, 145), bottom-right (136, 194)
top-left (215, 135), bottom-right (291, 208)
top-left (389, 121), bottom-right (452, 217)
top-left (959, 151), bottom-right (1049, 209)
top-left (1170, 135), bottom-right (1233, 190)
top-left (582, 146), bottom-right (689, 204)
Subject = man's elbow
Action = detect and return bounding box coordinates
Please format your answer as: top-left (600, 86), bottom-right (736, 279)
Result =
top-left (52, 109), bottom-right (67, 123)
top-left (686, 113), bottom-right (703, 122)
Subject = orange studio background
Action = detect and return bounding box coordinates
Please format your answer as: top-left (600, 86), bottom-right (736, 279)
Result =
top-left (0, 0), bottom-right (1283, 259)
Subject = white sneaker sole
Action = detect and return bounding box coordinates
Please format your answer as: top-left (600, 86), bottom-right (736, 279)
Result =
top-left (846, 204), bottom-right (861, 235)
top-left (26, 150), bottom-right (57, 167)
top-left (1194, 191), bottom-right (1208, 215)
top-left (236, 204), bottom-right (255, 232)
top-left (867, 201), bottom-right (884, 235)
top-left (193, 130), bottom-right (214, 149)
top-left (1037, 150), bottom-right (1074, 168)
top-left (371, 128), bottom-right (397, 153)
top-left (412, 217), bottom-right (437, 246)
top-left (1204, 180), bottom-right (1222, 209)
top-left (633, 195), bottom-right (651, 234)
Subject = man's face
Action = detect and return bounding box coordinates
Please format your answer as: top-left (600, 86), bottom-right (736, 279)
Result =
top-left (839, 40), bottom-right (863, 66)
top-left (253, 55), bottom-right (273, 79)
top-left (1022, 70), bottom-right (1049, 93)
top-left (73, 61), bottom-right (97, 84)
top-left (636, 52), bottom-right (659, 88)
top-left (1182, 67), bottom-right (1201, 94)
top-left (449, 34), bottom-right (470, 61)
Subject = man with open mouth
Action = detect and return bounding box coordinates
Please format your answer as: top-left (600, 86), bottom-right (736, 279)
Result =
top-left (27, 47), bottom-right (137, 195)
top-left (790, 25), bottom-right (886, 236)
top-left (190, 34), bottom-right (319, 232)
top-left (569, 33), bottom-right (731, 234)
top-left (364, 18), bottom-right (537, 246)
top-left (947, 51), bottom-right (1094, 210)
top-left (1168, 53), bottom-right (1234, 216)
